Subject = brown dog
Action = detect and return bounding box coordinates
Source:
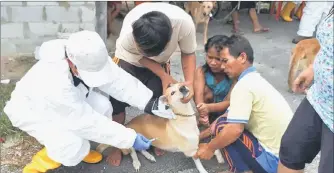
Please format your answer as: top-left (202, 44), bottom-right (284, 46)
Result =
top-left (184, 1), bottom-right (216, 44)
top-left (96, 83), bottom-right (224, 173)
top-left (288, 38), bottom-right (320, 91)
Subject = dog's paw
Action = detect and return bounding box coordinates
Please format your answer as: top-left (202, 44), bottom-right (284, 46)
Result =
top-left (132, 160), bottom-right (141, 172)
top-left (214, 149), bottom-right (225, 164)
top-left (141, 150), bottom-right (156, 162)
top-left (145, 154), bottom-right (156, 162)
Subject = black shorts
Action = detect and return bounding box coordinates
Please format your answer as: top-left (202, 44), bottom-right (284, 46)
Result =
top-left (109, 57), bottom-right (164, 115)
top-left (231, 1), bottom-right (256, 10)
top-left (279, 98), bottom-right (333, 173)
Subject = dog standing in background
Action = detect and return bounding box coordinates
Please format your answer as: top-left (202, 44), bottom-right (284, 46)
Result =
top-left (288, 38), bottom-right (320, 92)
top-left (184, 1), bottom-right (216, 44)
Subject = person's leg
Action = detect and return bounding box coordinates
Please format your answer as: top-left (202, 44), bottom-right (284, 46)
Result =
top-left (295, 2), bottom-right (306, 20)
top-left (318, 123), bottom-right (334, 173)
top-left (249, 8), bottom-right (269, 33)
top-left (232, 11), bottom-right (241, 33)
top-left (110, 2), bottom-right (121, 19)
top-left (293, 2), bottom-right (329, 43)
top-left (246, 2), bottom-right (269, 33)
top-left (24, 127), bottom-right (96, 173)
top-left (278, 98), bottom-right (322, 173)
top-left (107, 2), bottom-right (122, 36)
top-left (213, 117), bottom-right (269, 173)
top-left (231, 1), bottom-right (243, 34)
top-left (280, 2), bottom-right (297, 22)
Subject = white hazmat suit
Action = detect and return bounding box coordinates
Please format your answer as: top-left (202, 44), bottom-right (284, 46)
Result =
top-left (4, 37), bottom-right (154, 166)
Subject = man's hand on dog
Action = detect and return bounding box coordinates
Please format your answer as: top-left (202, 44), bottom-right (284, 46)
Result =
top-left (194, 143), bottom-right (215, 160)
top-left (162, 75), bottom-right (178, 94)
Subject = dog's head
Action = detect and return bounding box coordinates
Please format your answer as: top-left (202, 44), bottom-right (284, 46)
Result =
top-left (160, 83), bottom-right (195, 116)
top-left (199, 1), bottom-right (216, 16)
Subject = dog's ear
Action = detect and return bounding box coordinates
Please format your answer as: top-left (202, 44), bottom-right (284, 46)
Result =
top-left (159, 95), bottom-right (168, 105)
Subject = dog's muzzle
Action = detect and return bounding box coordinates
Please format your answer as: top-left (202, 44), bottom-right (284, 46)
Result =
top-left (179, 86), bottom-right (190, 98)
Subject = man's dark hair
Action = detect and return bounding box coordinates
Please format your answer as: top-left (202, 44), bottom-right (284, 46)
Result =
top-left (132, 11), bottom-right (172, 57)
top-left (224, 34), bottom-right (254, 64)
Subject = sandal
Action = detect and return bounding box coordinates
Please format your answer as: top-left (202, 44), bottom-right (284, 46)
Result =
top-left (253, 27), bottom-right (270, 33)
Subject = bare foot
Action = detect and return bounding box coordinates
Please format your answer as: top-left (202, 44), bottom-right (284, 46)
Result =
top-left (106, 147), bottom-right (122, 166)
top-left (154, 147), bottom-right (165, 156)
top-left (231, 29), bottom-right (244, 35)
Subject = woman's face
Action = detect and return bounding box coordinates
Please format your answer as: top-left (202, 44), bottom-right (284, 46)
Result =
top-left (206, 47), bottom-right (224, 73)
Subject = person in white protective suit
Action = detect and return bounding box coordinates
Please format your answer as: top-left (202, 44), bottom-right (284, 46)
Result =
top-left (3, 30), bottom-right (176, 173)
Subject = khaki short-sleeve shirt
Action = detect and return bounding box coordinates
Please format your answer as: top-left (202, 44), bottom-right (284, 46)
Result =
top-left (115, 2), bottom-right (197, 67)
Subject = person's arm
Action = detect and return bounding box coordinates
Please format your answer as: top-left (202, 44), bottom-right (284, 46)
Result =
top-left (48, 80), bottom-right (137, 149)
top-left (179, 17), bottom-right (197, 86)
top-left (194, 67), bottom-right (206, 105)
top-left (98, 58), bottom-right (176, 119)
top-left (208, 83), bottom-right (253, 149)
top-left (98, 57), bottom-right (153, 111)
top-left (181, 52), bottom-right (196, 85)
top-left (138, 57), bottom-right (177, 94)
top-left (208, 123), bottom-right (245, 150)
top-left (138, 57), bottom-right (171, 81)
top-left (207, 101), bottom-right (230, 113)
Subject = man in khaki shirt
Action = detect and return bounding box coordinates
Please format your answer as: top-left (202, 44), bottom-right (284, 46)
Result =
top-left (108, 2), bottom-right (197, 166)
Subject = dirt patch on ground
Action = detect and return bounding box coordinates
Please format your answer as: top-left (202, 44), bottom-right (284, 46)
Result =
top-left (1, 56), bottom-right (37, 83)
top-left (1, 135), bottom-right (43, 171)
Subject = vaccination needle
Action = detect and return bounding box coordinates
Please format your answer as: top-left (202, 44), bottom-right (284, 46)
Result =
top-left (149, 138), bottom-right (158, 142)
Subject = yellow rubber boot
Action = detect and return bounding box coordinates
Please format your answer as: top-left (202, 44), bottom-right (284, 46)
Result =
top-left (23, 148), bottom-right (61, 173)
top-left (82, 150), bottom-right (102, 164)
top-left (295, 2), bottom-right (305, 20)
top-left (280, 2), bottom-right (296, 22)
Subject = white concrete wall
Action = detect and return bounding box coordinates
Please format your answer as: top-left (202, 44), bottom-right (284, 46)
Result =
top-left (1, 1), bottom-right (96, 56)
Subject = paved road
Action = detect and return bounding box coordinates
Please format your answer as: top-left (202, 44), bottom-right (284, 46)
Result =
top-left (49, 12), bottom-right (320, 173)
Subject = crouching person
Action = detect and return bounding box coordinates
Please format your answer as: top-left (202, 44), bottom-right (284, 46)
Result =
top-left (3, 30), bottom-right (175, 173)
top-left (194, 35), bottom-right (235, 127)
top-left (195, 35), bottom-right (293, 173)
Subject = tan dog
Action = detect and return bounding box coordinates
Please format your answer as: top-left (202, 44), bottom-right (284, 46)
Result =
top-left (96, 83), bottom-right (224, 173)
top-left (184, 1), bottom-right (216, 44)
top-left (288, 38), bottom-right (320, 91)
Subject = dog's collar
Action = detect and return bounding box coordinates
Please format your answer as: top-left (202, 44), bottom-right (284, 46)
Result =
top-left (176, 113), bottom-right (196, 117)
